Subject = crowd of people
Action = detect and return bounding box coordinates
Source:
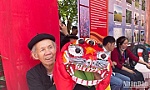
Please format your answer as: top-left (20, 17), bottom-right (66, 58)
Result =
top-left (25, 14), bottom-right (150, 90)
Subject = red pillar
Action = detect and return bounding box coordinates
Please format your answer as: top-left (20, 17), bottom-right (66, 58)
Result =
top-left (0, 0), bottom-right (59, 90)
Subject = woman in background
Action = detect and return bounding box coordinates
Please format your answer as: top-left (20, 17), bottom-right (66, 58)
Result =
top-left (111, 36), bottom-right (150, 84)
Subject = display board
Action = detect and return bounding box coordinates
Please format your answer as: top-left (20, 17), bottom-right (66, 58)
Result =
top-left (78, 0), bottom-right (108, 43)
top-left (78, 0), bottom-right (146, 43)
top-left (108, 0), bottom-right (146, 43)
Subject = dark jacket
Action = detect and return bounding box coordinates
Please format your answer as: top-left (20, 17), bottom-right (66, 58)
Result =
top-left (60, 32), bottom-right (78, 49)
top-left (26, 63), bottom-right (56, 90)
top-left (60, 32), bottom-right (70, 49)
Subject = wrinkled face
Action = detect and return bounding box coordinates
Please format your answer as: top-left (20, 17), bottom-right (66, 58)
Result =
top-left (32, 39), bottom-right (56, 66)
top-left (62, 38), bottom-right (111, 86)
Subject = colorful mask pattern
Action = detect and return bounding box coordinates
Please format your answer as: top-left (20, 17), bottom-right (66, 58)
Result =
top-left (54, 38), bottom-right (112, 90)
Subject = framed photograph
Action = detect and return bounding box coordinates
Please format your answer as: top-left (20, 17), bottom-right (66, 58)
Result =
top-left (126, 0), bottom-right (132, 5)
top-left (133, 30), bottom-right (139, 43)
top-left (79, 5), bottom-right (90, 38)
top-left (135, 0), bottom-right (139, 9)
top-left (126, 9), bottom-right (132, 25)
top-left (141, 15), bottom-right (145, 27)
top-left (125, 29), bottom-right (132, 43)
top-left (114, 4), bottom-right (122, 23)
top-left (113, 28), bottom-right (122, 40)
top-left (140, 30), bottom-right (145, 42)
top-left (142, 0), bottom-right (145, 11)
top-left (134, 12), bottom-right (139, 26)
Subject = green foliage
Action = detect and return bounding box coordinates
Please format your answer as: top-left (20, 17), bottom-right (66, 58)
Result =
top-left (58, 0), bottom-right (78, 33)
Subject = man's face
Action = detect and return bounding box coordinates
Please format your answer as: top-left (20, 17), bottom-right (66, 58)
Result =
top-left (108, 42), bottom-right (115, 51)
top-left (33, 39), bottom-right (56, 66)
top-left (72, 29), bottom-right (78, 35)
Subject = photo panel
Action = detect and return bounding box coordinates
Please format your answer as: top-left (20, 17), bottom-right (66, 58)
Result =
top-left (126, 9), bottom-right (132, 25)
top-left (114, 4), bottom-right (122, 24)
top-left (126, 0), bottom-right (132, 5)
top-left (142, 0), bottom-right (145, 11)
top-left (141, 15), bottom-right (145, 27)
top-left (113, 28), bottom-right (123, 40)
top-left (133, 30), bottom-right (139, 43)
top-left (79, 6), bottom-right (90, 38)
top-left (125, 29), bottom-right (132, 43)
top-left (135, 0), bottom-right (139, 9)
top-left (134, 12), bottom-right (139, 26)
top-left (140, 30), bottom-right (145, 42)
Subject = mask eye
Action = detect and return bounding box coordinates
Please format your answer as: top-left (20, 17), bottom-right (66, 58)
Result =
top-left (85, 38), bottom-right (96, 46)
top-left (75, 48), bottom-right (81, 53)
top-left (78, 39), bottom-right (85, 44)
top-left (101, 54), bottom-right (106, 59)
top-left (89, 40), bottom-right (94, 46)
top-left (97, 52), bottom-right (108, 60)
top-left (68, 45), bottom-right (83, 57)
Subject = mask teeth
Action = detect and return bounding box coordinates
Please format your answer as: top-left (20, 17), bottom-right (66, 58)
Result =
top-left (70, 66), bottom-right (74, 75)
top-left (101, 71), bottom-right (108, 78)
top-left (72, 76), bottom-right (104, 86)
top-left (75, 64), bottom-right (103, 73)
top-left (82, 66), bottom-right (86, 71)
top-left (97, 70), bottom-right (102, 74)
top-left (75, 64), bottom-right (83, 70)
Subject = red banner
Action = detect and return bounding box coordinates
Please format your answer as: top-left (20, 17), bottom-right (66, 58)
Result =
top-left (0, 0), bottom-right (59, 90)
top-left (90, 0), bottom-right (108, 43)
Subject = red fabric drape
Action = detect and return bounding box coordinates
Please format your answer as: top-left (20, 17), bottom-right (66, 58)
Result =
top-left (0, 0), bottom-right (59, 90)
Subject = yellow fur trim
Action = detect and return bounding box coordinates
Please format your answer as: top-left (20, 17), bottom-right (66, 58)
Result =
top-left (105, 84), bottom-right (111, 90)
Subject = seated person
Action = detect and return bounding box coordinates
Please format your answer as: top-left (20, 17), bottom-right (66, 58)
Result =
top-left (59, 14), bottom-right (71, 49)
top-left (26, 33), bottom-right (56, 90)
top-left (102, 36), bottom-right (130, 90)
top-left (111, 36), bottom-right (150, 85)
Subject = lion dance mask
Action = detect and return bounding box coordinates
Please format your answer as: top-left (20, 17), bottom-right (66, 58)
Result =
top-left (53, 38), bottom-right (112, 90)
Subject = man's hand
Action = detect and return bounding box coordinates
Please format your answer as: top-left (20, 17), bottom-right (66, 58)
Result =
top-left (59, 20), bottom-right (68, 35)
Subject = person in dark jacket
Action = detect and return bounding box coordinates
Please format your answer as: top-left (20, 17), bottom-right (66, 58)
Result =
top-left (59, 14), bottom-right (78, 49)
top-left (26, 33), bottom-right (56, 90)
top-left (59, 14), bottom-right (70, 49)
top-left (70, 26), bottom-right (78, 36)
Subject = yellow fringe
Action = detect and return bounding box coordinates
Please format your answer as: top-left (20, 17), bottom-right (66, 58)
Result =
top-left (105, 84), bottom-right (111, 90)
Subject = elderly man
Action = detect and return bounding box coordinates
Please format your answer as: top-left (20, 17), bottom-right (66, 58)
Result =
top-left (26, 33), bottom-right (56, 90)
